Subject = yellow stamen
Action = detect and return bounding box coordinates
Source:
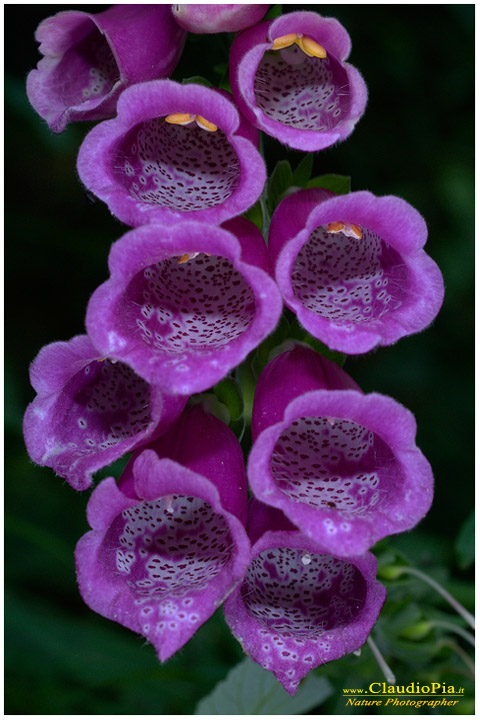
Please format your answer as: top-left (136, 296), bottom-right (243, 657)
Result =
top-left (177, 253), bottom-right (194, 264)
top-left (195, 115), bottom-right (218, 132)
top-left (297, 35), bottom-right (327, 58)
top-left (327, 221), bottom-right (346, 233)
top-left (327, 221), bottom-right (363, 240)
top-left (272, 32), bottom-right (298, 50)
top-left (165, 113), bottom-right (194, 126)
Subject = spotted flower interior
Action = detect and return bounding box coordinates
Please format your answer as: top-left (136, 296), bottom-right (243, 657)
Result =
top-left (254, 46), bottom-right (350, 132)
top-left (122, 253), bottom-right (256, 357)
top-left (51, 358), bottom-right (151, 466)
top-left (103, 495), bottom-right (234, 623)
top-left (242, 548), bottom-right (366, 637)
top-left (271, 416), bottom-right (403, 518)
top-left (292, 225), bottom-right (408, 325)
top-left (51, 20), bottom-right (119, 109)
top-left (114, 120), bottom-right (240, 213)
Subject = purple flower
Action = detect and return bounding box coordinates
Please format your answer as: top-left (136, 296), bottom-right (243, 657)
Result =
top-left (77, 80), bottom-right (266, 227)
top-left (26, 5), bottom-right (186, 133)
top-left (224, 498), bottom-right (386, 695)
top-left (248, 345), bottom-right (434, 556)
top-left (269, 188), bottom-right (444, 354)
top-left (75, 404), bottom-right (250, 661)
top-left (86, 218), bottom-right (282, 395)
top-left (172, 4), bottom-right (269, 34)
top-left (230, 11), bottom-right (367, 151)
top-left (23, 335), bottom-right (186, 491)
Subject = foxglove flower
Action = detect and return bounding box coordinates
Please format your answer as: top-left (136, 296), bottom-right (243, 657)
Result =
top-left (23, 335), bottom-right (186, 491)
top-left (172, 4), bottom-right (269, 34)
top-left (224, 498), bottom-right (386, 695)
top-left (75, 405), bottom-right (250, 661)
top-left (86, 218), bottom-right (282, 395)
top-left (230, 11), bottom-right (367, 151)
top-left (269, 188), bottom-right (444, 354)
top-left (77, 80), bottom-right (265, 227)
top-left (248, 345), bottom-right (434, 556)
top-left (26, 5), bottom-right (186, 133)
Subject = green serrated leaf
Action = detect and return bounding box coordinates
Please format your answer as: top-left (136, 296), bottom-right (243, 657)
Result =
top-left (195, 657), bottom-right (333, 714)
top-left (455, 510), bottom-right (474, 569)
top-left (244, 201), bottom-right (263, 231)
top-left (292, 154), bottom-right (314, 186)
top-left (182, 76), bottom-right (213, 88)
top-left (267, 160), bottom-right (293, 214)
top-left (306, 174), bottom-right (351, 195)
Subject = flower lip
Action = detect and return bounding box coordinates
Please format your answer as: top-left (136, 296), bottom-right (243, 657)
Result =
top-left (230, 12), bottom-right (367, 151)
top-left (22, 335), bottom-right (186, 491)
top-left (86, 220), bottom-right (282, 395)
top-left (224, 527), bottom-right (386, 695)
top-left (248, 389), bottom-right (434, 557)
top-left (76, 449), bottom-right (251, 662)
top-left (77, 80), bottom-right (266, 227)
top-left (271, 189), bottom-right (444, 354)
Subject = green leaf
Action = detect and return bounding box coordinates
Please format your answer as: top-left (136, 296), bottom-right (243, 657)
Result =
top-left (267, 160), bottom-right (293, 214)
top-left (264, 5), bottom-right (283, 20)
top-left (455, 510), bottom-right (474, 568)
top-left (195, 657), bottom-right (333, 714)
top-left (244, 201), bottom-right (263, 231)
top-left (306, 174), bottom-right (351, 195)
top-left (292, 154), bottom-right (314, 186)
top-left (182, 76), bottom-right (213, 88)
top-left (213, 377), bottom-right (243, 422)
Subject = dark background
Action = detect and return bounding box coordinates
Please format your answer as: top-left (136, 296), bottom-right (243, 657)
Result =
top-left (5, 4), bottom-right (474, 714)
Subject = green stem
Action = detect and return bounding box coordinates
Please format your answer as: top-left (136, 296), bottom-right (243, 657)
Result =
top-left (430, 620), bottom-right (475, 648)
top-left (367, 636), bottom-right (396, 684)
top-left (401, 567), bottom-right (475, 631)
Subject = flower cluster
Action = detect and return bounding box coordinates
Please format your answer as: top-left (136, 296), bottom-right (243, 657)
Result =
top-left (24, 5), bottom-right (443, 696)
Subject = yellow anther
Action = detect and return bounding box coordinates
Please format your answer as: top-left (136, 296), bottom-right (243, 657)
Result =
top-left (165, 113), bottom-right (194, 126)
top-left (195, 115), bottom-right (218, 132)
top-left (272, 32), bottom-right (298, 50)
top-left (177, 253), bottom-right (191, 264)
top-left (327, 222), bottom-right (363, 240)
top-left (296, 35), bottom-right (327, 58)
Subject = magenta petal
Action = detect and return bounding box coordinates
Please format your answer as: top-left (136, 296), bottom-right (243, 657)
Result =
top-left (86, 221), bottom-right (282, 395)
top-left (26, 6), bottom-right (186, 133)
top-left (248, 347), bottom-right (434, 556)
top-left (270, 189), bottom-right (444, 354)
top-left (75, 408), bottom-right (250, 662)
top-left (230, 12), bottom-right (367, 151)
top-left (77, 80), bottom-right (266, 227)
top-left (224, 503), bottom-right (385, 695)
top-left (23, 335), bottom-right (186, 491)
top-left (172, 4), bottom-right (269, 34)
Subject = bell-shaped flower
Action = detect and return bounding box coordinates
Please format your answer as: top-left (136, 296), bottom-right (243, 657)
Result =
top-left (86, 218), bottom-right (282, 395)
top-left (77, 80), bottom-right (265, 227)
top-left (23, 335), bottom-right (186, 491)
top-left (230, 11), bottom-right (367, 151)
top-left (172, 4), bottom-right (269, 34)
top-left (26, 5), bottom-right (186, 133)
top-left (269, 188), bottom-right (444, 355)
top-left (224, 498), bottom-right (386, 695)
top-left (75, 404), bottom-right (250, 661)
top-left (248, 345), bottom-right (434, 556)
